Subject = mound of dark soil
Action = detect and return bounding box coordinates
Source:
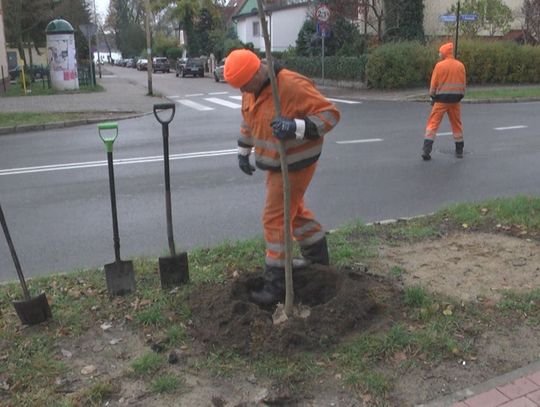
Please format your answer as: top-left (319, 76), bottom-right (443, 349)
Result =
top-left (187, 265), bottom-right (397, 356)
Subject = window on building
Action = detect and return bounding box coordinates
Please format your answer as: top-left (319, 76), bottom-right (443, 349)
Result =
top-left (253, 21), bottom-right (260, 36)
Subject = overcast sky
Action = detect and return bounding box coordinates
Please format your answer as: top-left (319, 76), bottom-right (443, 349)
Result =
top-left (93, 0), bottom-right (109, 19)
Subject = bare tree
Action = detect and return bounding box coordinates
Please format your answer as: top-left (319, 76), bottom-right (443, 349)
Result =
top-left (522, 0), bottom-right (540, 44)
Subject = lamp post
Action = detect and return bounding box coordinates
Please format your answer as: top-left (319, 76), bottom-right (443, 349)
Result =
top-left (455, 0), bottom-right (461, 58)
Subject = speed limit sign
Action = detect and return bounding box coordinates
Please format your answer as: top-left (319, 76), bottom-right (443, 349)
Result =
top-left (316, 5), bottom-right (330, 22)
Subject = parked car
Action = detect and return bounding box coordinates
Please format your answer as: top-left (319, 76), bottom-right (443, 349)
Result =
top-left (136, 58), bottom-right (148, 71)
top-left (175, 58), bottom-right (188, 77)
top-left (181, 58), bottom-right (205, 78)
top-left (213, 58), bottom-right (226, 82)
top-left (8, 65), bottom-right (48, 81)
top-left (125, 58), bottom-right (136, 68)
top-left (153, 57), bottom-right (170, 73)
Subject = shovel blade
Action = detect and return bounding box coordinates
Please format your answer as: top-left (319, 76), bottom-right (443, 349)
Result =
top-left (12, 292), bottom-right (52, 325)
top-left (158, 252), bottom-right (189, 289)
top-left (105, 260), bottom-right (136, 296)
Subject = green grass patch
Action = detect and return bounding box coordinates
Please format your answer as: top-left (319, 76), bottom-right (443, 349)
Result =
top-left (150, 373), bottom-right (185, 394)
top-left (0, 112), bottom-right (90, 128)
top-left (130, 352), bottom-right (165, 377)
top-left (466, 86), bottom-right (540, 100)
top-left (71, 380), bottom-right (119, 406)
top-left (194, 350), bottom-right (247, 378)
top-left (497, 289), bottom-right (540, 314)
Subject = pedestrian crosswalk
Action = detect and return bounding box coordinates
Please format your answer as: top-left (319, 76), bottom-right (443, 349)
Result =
top-left (166, 93), bottom-right (361, 112)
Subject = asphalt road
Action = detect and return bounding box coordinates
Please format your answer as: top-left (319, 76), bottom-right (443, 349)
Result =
top-left (1, 69), bottom-right (540, 281)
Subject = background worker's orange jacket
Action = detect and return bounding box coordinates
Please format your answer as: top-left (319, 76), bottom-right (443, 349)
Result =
top-left (237, 69), bottom-right (340, 172)
top-left (430, 53), bottom-right (466, 104)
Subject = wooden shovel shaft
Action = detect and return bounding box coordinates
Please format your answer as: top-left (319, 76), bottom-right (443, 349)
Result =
top-left (256, 0), bottom-right (294, 315)
top-left (0, 204), bottom-right (30, 299)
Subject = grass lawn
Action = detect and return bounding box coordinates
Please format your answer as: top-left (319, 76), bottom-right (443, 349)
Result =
top-left (466, 86), bottom-right (540, 99)
top-left (2, 195), bottom-right (540, 406)
top-left (2, 79), bottom-right (104, 97)
top-left (0, 112), bottom-right (90, 128)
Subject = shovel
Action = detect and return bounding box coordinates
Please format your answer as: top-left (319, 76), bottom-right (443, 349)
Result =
top-left (0, 203), bottom-right (52, 325)
top-left (153, 103), bottom-right (189, 289)
top-left (98, 122), bottom-right (136, 296)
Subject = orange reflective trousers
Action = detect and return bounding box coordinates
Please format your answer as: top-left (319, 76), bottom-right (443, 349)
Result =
top-left (424, 102), bottom-right (463, 142)
top-left (263, 163), bottom-right (325, 268)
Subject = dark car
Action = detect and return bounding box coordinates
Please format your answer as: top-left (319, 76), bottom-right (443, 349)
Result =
top-left (213, 58), bottom-right (226, 82)
top-left (182, 58), bottom-right (205, 78)
top-left (153, 57), bottom-right (170, 73)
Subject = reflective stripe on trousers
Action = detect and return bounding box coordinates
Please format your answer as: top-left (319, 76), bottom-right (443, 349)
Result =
top-left (263, 163), bottom-right (324, 268)
top-left (424, 102), bottom-right (463, 142)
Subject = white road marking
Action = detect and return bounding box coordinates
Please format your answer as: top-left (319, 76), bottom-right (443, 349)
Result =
top-left (185, 93), bottom-right (204, 97)
top-left (229, 95), bottom-right (242, 100)
top-left (204, 98), bottom-right (241, 109)
top-left (436, 132), bottom-right (453, 136)
top-left (208, 92), bottom-right (229, 95)
top-left (336, 138), bottom-right (383, 144)
top-left (167, 95), bottom-right (180, 99)
top-left (176, 99), bottom-right (214, 111)
top-left (327, 98), bottom-right (363, 104)
top-left (0, 149), bottom-right (238, 177)
top-left (494, 125), bottom-right (527, 131)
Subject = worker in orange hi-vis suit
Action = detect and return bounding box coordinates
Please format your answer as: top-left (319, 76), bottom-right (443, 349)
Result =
top-left (224, 49), bottom-right (340, 306)
top-left (422, 42), bottom-right (466, 161)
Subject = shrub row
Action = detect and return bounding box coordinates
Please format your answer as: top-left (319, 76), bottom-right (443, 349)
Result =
top-left (277, 40), bottom-right (540, 89)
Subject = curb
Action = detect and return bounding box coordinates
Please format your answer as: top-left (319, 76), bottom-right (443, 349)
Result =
top-left (0, 112), bottom-right (146, 136)
top-left (417, 359), bottom-right (540, 407)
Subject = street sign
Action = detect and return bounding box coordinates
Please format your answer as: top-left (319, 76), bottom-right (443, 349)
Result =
top-left (461, 13), bottom-right (478, 21)
top-left (79, 23), bottom-right (97, 39)
top-left (439, 15), bottom-right (456, 23)
top-left (316, 5), bottom-right (330, 23)
top-left (316, 22), bottom-right (331, 38)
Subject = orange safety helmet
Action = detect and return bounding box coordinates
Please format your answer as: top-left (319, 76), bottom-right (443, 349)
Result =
top-left (224, 49), bottom-right (261, 88)
top-left (439, 42), bottom-right (454, 58)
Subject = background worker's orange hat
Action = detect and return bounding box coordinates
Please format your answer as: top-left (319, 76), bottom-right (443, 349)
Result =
top-left (224, 49), bottom-right (261, 88)
top-left (439, 42), bottom-right (454, 58)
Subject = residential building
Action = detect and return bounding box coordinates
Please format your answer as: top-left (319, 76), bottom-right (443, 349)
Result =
top-left (232, 0), bottom-right (526, 53)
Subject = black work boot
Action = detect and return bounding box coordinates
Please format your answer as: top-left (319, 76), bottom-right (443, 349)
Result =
top-left (293, 236), bottom-right (330, 269)
top-left (250, 266), bottom-right (285, 306)
top-left (421, 139), bottom-right (434, 161)
top-left (455, 141), bottom-right (464, 158)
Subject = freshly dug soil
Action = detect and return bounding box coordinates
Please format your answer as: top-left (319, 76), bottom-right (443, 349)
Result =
top-left (187, 265), bottom-right (396, 356)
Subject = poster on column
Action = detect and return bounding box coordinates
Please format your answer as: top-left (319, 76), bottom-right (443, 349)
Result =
top-left (47, 34), bottom-right (79, 90)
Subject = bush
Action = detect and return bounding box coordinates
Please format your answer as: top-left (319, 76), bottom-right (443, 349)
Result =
top-left (366, 41), bottom-right (435, 89)
top-left (279, 56), bottom-right (367, 82)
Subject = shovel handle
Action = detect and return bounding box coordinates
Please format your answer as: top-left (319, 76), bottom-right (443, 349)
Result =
top-left (98, 122), bottom-right (118, 153)
top-left (153, 103), bottom-right (176, 126)
top-left (0, 204), bottom-right (30, 299)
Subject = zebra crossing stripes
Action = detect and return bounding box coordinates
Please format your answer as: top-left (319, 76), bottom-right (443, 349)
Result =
top-left (168, 94), bottom-right (361, 112)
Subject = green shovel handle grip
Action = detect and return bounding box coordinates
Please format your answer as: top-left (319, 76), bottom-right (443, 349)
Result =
top-left (98, 122), bottom-right (118, 153)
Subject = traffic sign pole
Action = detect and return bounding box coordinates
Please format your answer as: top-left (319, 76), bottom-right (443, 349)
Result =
top-left (315, 5), bottom-right (330, 85)
top-left (455, 0), bottom-right (461, 58)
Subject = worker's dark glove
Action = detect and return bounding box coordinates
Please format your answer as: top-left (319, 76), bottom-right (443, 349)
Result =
top-left (430, 96), bottom-right (435, 106)
top-left (271, 117), bottom-right (298, 140)
top-left (238, 154), bottom-right (255, 176)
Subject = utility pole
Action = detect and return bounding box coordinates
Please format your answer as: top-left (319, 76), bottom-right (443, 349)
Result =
top-left (455, 0), bottom-right (461, 58)
top-left (144, 0), bottom-right (153, 95)
top-left (93, 0), bottom-right (101, 78)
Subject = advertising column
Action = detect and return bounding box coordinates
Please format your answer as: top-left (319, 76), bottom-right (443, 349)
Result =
top-left (45, 18), bottom-right (79, 91)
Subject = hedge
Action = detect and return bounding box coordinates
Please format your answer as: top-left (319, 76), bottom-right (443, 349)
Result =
top-left (273, 41), bottom-right (540, 89)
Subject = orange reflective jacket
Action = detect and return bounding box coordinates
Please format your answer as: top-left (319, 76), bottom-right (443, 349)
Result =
top-left (238, 69), bottom-right (340, 172)
top-left (430, 55), bottom-right (466, 104)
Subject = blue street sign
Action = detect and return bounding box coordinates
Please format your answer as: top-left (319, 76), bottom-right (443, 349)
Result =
top-left (461, 13), bottom-right (478, 21)
top-left (439, 15), bottom-right (457, 23)
top-left (316, 22), bottom-right (331, 38)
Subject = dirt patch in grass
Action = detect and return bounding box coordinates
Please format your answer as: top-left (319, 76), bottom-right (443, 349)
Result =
top-left (187, 265), bottom-right (390, 356)
top-left (378, 231), bottom-right (540, 302)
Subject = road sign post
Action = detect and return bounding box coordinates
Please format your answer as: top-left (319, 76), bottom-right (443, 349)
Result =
top-left (315, 5), bottom-right (330, 85)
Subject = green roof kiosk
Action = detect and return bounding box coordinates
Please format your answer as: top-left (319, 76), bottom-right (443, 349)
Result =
top-left (45, 18), bottom-right (79, 91)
